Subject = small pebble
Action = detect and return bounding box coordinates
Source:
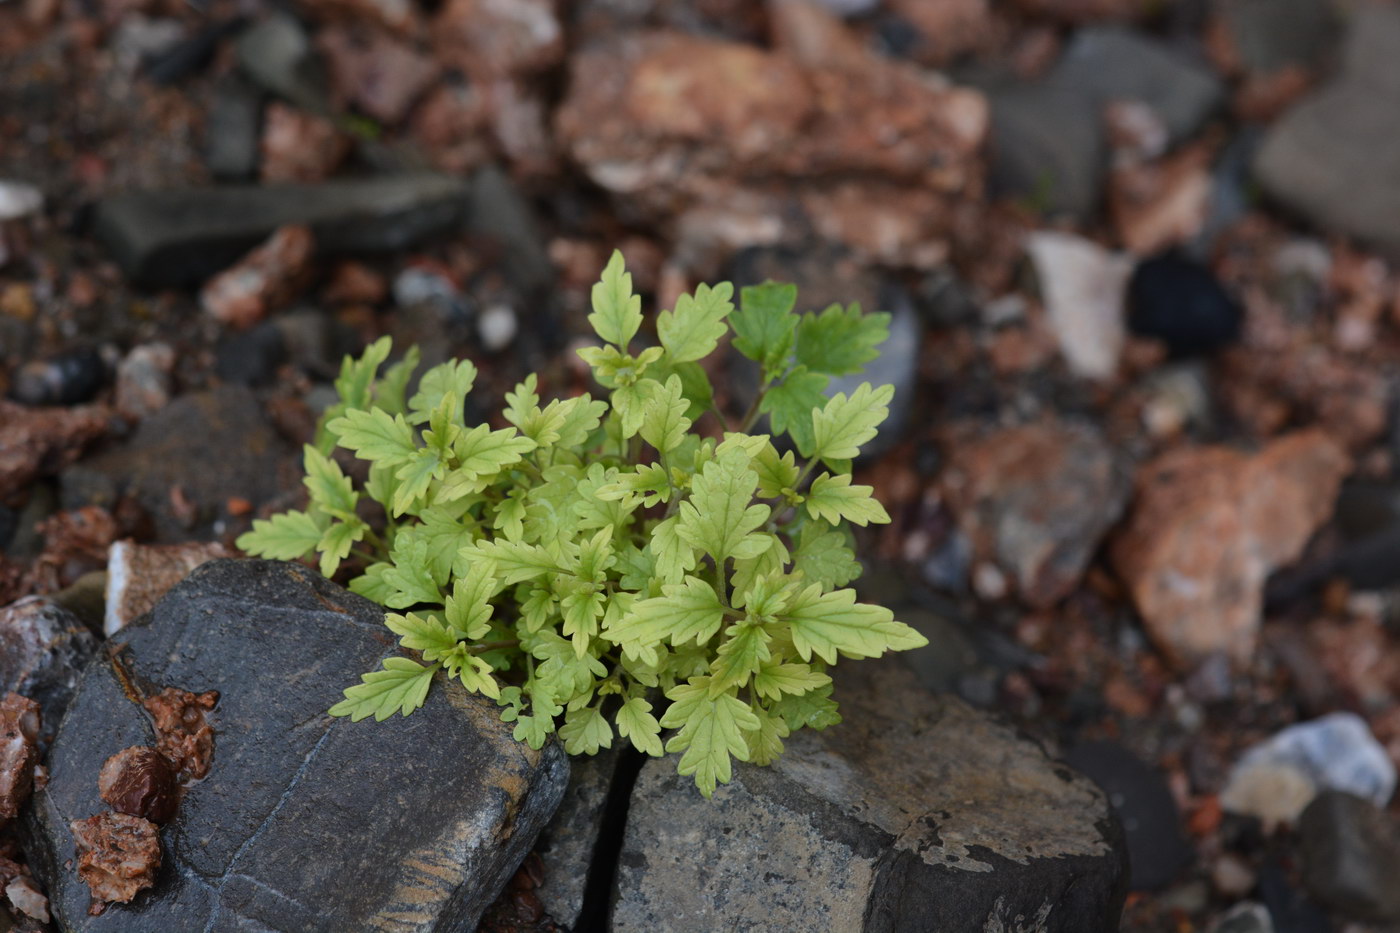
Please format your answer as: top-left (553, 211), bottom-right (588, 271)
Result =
top-left (477, 303), bottom-right (517, 351)
top-left (11, 348), bottom-right (109, 406)
top-left (0, 180), bottom-right (43, 221)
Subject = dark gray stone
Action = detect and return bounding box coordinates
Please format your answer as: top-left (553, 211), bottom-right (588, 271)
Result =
top-left (610, 660), bottom-right (1127, 932)
top-left (234, 12), bottom-right (328, 113)
top-left (1216, 0), bottom-right (1339, 75)
top-left (987, 28), bottom-right (1223, 218)
top-left (0, 597), bottom-right (99, 745)
top-left (1064, 741), bottom-right (1192, 891)
top-left (206, 76), bottom-right (262, 181)
top-left (988, 80), bottom-right (1104, 217)
top-left (60, 385), bottom-right (294, 541)
top-left (24, 559), bottom-right (569, 932)
top-left (92, 173), bottom-right (469, 286)
top-left (1255, 4), bottom-right (1400, 253)
top-left (466, 166), bottom-right (554, 298)
top-left (1298, 791), bottom-right (1400, 924)
top-left (533, 746), bottom-right (621, 927)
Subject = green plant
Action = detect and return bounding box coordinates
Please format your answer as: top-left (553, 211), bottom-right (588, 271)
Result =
top-left (237, 252), bottom-right (926, 796)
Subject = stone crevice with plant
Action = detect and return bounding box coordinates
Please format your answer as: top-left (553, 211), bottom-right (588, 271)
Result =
top-left (238, 252), bottom-right (926, 797)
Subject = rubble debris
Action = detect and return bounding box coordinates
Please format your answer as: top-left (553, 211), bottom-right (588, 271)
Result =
top-left (200, 224), bottom-right (314, 329)
top-left (0, 597), bottom-right (98, 741)
top-left (0, 402), bottom-right (110, 501)
top-left (70, 811), bottom-right (161, 909)
top-left (141, 687), bottom-right (218, 781)
top-left (98, 746), bottom-right (178, 824)
top-left (0, 694), bottom-right (40, 821)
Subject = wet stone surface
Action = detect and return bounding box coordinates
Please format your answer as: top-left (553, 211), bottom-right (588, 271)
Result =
top-left (611, 659), bottom-right (1128, 932)
top-left (23, 559), bottom-right (569, 932)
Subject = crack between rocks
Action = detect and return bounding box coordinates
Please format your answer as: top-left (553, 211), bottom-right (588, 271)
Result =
top-left (574, 746), bottom-right (645, 932)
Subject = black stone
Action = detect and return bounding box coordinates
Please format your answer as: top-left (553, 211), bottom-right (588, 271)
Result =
top-left (142, 17), bottom-right (246, 85)
top-left (92, 174), bottom-right (470, 287)
top-left (9, 348), bottom-right (109, 406)
top-left (1257, 856), bottom-right (1332, 933)
top-left (23, 559), bottom-right (569, 932)
top-left (1299, 791), bottom-right (1400, 923)
top-left (1127, 253), bottom-right (1244, 356)
top-left (1064, 741), bottom-right (1193, 891)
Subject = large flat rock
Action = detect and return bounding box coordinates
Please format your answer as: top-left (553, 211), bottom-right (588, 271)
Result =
top-left (611, 660), bottom-right (1127, 932)
top-left (92, 173), bottom-right (469, 286)
top-left (1254, 4), bottom-right (1400, 253)
top-left (24, 559), bottom-right (568, 932)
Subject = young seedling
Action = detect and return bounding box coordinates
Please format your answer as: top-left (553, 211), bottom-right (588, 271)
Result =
top-left (239, 252), bottom-right (926, 796)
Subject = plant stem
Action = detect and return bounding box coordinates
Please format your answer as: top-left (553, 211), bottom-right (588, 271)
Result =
top-left (471, 639), bottom-right (521, 654)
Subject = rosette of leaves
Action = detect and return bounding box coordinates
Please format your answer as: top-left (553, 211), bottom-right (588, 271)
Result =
top-left (238, 251), bottom-right (926, 796)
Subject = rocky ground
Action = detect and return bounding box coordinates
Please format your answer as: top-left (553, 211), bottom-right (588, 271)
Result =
top-left (4, 0), bottom-right (1400, 930)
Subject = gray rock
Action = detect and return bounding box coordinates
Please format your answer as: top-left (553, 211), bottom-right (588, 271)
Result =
top-left (23, 559), bottom-right (569, 932)
top-left (0, 597), bottom-right (99, 744)
top-left (466, 165), bottom-right (554, 297)
top-left (234, 12), bottom-right (328, 113)
top-left (61, 385), bottom-right (294, 541)
top-left (1298, 791), bottom-right (1400, 923)
top-left (987, 29), bottom-right (1223, 218)
top-left (1055, 30), bottom-right (1224, 144)
top-left (1255, 4), bottom-right (1400, 253)
top-left (92, 173), bottom-right (469, 286)
top-left (206, 76), bottom-right (262, 181)
top-left (611, 660), bottom-right (1127, 932)
top-left (533, 747), bottom-right (621, 927)
top-left (1216, 0), bottom-right (1339, 75)
top-left (988, 80), bottom-right (1104, 217)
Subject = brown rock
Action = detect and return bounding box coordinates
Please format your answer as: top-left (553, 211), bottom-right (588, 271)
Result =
top-left (200, 224), bottom-right (314, 329)
top-left (113, 343), bottom-right (175, 421)
top-left (141, 687), bottom-right (218, 781)
top-left (70, 811), bottom-right (161, 908)
top-left (1109, 144), bottom-right (1213, 255)
top-left (322, 260), bottom-right (387, 305)
top-left (0, 401), bottom-right (109, 500)
top-left (318, 27), bottom-right (440, 126)
top-left (940, 420), bottom-right (1129, 607)
top-left (104, 540), bottom-right (230, 637)
top-left (0, 693), bottom-right (40, 821)
top-left (556, 11), bottom-right (986, 199)
top-left (259, 103), bottom-right (350, 184)
top-left (26, 507), bottom-right (119, 595)
top-left (431, 0), bottom-right (563, 82)
top-left (98, 747), bottom-right (178, 824)
top-left (409, 81), bottom-right (493, 174)
top-left (1111, 431), bottom-right (1351, 668)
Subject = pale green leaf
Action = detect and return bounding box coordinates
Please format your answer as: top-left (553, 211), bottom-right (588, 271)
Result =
top-left (303, 445), bottom-right (358, 518)
top-left (795, 304), bottom-right (889, 376)
top-left (236, 509), bottom-right (327, 561)
top-left (709, 623), bottom-right (771, 695)
top-left (640, 375), bottom-right (692, 454)
top-left (560, 703), bottom-right (614, 755)
top-left (810, 382), bottom-right (894, 465)
top-left (317, 518), bottom-right (366, 578)
top-left (329, 657), bottom-right (435, 722)
top-left (782, 585), bottom-right (927, 664)
top-left (676, 448), bottom-right (771, 563)
top-left (732, 282), bottom-right (798, 378)
top-left (760, 366), bottom-right (829, 456)
top-left (588, 249), bottom-right (642, 349)
top-left (661, 678), bottom-right (760, 798)
top-left (606, 576), bottom-right (725, 648)
top-left (658, 281), bottom-right (734, 362)
top-left (408, 358), bottom-right (477, 426)
top-left (615, 696), bottom-right (664, 757)
top-left (804, 473), bottom-right (891, 526)
top-left (330, 407), bottom-right (417, 465)
top-left (751, 661), bottom-right (832, 702)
